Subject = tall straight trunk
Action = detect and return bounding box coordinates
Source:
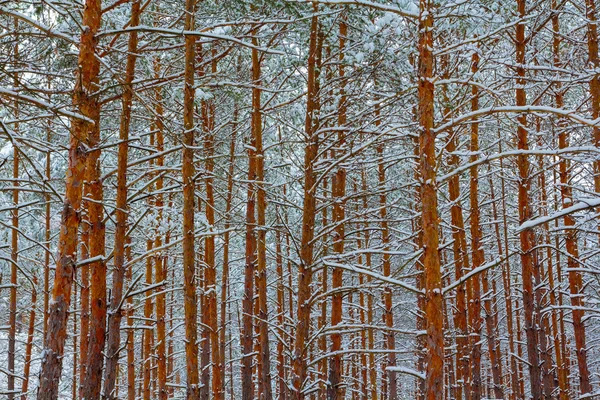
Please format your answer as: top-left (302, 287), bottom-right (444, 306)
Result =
top-left (220, 104), bottom-right (237, 394)
top-left (551, 8), bottom-right (572, 398)
top-left (72, 275), bottom-right (78, 400)
top-left (356, 174), bottom-right (371, 400)
top-left (328, 14), bottom-right (347, 400)
top-left (467, 50), bottom-right (483, 400)
top-left (276, 224), bottom-right (287, 400)
top-left (572, 2), bottom-right (597, 395)
top-left (126, 236), bottom-right (135, 400)
top-left (79, 210), bottom-right (90, 400)
top-left (202, 49), bottom-right (223, 400)
top-left (252, 31), bottom-right (273, 400)
top-left (552, 169), bottom-right (572, 399)
top-left (143, 237), bottom-right (154, 400)
top-left (417, 1), bottom-right (444, 398)
top-left (242, 52), bottom-right (258, 400)
top-left (198, 51), bottom-right (211, 400)
top-left (515, 1), bottom-right (542, 397)
top-left (319, 178), bottom-right (329, 398)
top-left (442, 63), bottom-right (469, 400)
top-left (102, 1), bottom-right (140, 396)
top-left (153, 15), bottom-right (168, 400)
top-left (376, 117), bottom-right (396, 400)
top-left (20, 276), bottom-right (37, 400)
top-left (481, 270), bottom-right (503, 399)
top-left (182, 0), bottom-right (200, 397)
top-left (44, 78), bottom-right (52, 339)
top-left (38, 0), bottom-right (101, 397)
top-left (9, 26), bottom-right (19, 398)
top-left (533, 122), bottom-right (557, 399)
top-left (494, 134), bottom-right (521, 400)
top-left (586, 0), bottom-right (600, 209)
top-left (81, 15), bottom-right (108, 396)
top-left (291, 7), bottom-right (320, 399)
top-left (515, 296), bottom-right (526, 397)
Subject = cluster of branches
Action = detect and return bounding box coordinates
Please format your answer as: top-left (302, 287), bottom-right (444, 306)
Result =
top-left (1, 0), bottom-right (600, 399)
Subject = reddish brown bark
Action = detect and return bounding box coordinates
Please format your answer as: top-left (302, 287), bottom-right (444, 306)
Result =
top-left (8, 27), bottom-right (19, 399)
top-left (515, 1), bottom-right (542, 397)
top-left (182, 0), bottom-right (200, 397)
top-left (291, 7), bottom-right (320, 399)
top-left (417, 1), bottom-right (444, 398)
top-left (328, 14), bottom-right (347, 400)
top-left (220, 103), bottom-right (237, 397)
top-left (252, 31), bottom-right (273, 400)
top-left (20, 276), bottom-right (37, 400)
top-left (43, 79), bottom-right (52, 340)
top-left (467, 50), bottom-right (483, 400)
top-left (242, 59), bottom-right (258, 400)
top-left (81, 18), bottom-right (108, 396)
top-left (102, 2), bottom-right (141, 397)
top-left (442, 65), bottom-right (469, 400)
top-left (37, 0), bottom-right (101, 397)
top-left (126, 236), bottom-right (135, 400)
top-left (551, 8), bottom-right (572, 398)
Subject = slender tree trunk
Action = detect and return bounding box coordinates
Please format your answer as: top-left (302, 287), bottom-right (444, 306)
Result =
top-left (571, 3), bottom-right (597, 395)
top-left (44, 78), bottom-right (52, 340)
top-left (20, 276), bottom-right (37, 400)
top-left (329, 14), bottom-right (347, 400)
top-left (252, 31), bottom-right (273, 400)
top-left (550, 8), bottom-right (571, 399)
top-left (442, 78), bottom-right (469, 400)
top-left (417, 1), bottom-right (444, 398)
top-left (494, 132), bottom-right (522, 400)
top-left (102, 1), bottom-right (140, 396)
top-left (81, 16), bottom-right (108, 395)
top-left (79, 216), bottom-right (90, 400)
top-left (515, 2), bottom-right (542, 398)
top-left (126, 236), bottom-right (135, 400)
top-left (37, 0), bottom-right (101, 397)
top-left (242, 54), bottom-right (258, 400)
top-left (376, 117), bottom-right (396, 400)
top-left (276, 225), bottom-right (287, 400)
top-left (291, 7), bottom-right (320, 399)
top-left (9, 26), bottom-right (19, 396)
top-left (220, 103), bottom-right (237, 397)
top-left (72, 275), bottom-right (78, 400)
top-left (183, 0), bottom-right (200, 397)
top-left (586, 0), bottom-right (600, 209)
top-left (467, 50), bottom-right (483, 400)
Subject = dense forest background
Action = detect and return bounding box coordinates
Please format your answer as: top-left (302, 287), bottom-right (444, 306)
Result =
top-left (1, 0), bottom-right (600, 399)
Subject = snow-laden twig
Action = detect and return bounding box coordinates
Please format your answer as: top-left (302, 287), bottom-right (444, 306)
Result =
top-left (517, 198), bottom-right (600, 232)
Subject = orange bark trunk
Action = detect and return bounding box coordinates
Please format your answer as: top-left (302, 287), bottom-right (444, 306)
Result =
top-left (102, 2), bottom-right (141, 397)
top-left (417, 1), bottom-right (444, 398)
top-left (291, 7), bottom-right (320, 399)
top-left (20, 276), bottom-right (37, 400)
top-left (515, 2), bottom-right (542, 397)
top-left (182, 0), bottom-right (200, 397)
top-left (329, 15), bottom-right (347, 400)
top-left (37, 0), bottom-right (101, 397)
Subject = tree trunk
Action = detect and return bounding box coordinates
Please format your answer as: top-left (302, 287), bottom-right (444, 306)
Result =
top-left (291, 7), bottom-right (320, 399)
top-left (8, 24), bottom-right (19, 399)
top-left (467, 49), bottom-right (483, 400)
top-left (182, 0), bottom-right (200, 397)
top-left (328, 14), bottom-right (347, 400)
top-left (252, 31), bottom-right (273, 400)
top-left (417, 1), bottom-right (444, 398)
top-left (20, 276), bottom-right (37, 400)
top-left (102, 1), bottom-right (140, 397)
top-left (515, 1), bottom-right (542, 398)
top-left (37, 0), bottom-right (101, 397)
